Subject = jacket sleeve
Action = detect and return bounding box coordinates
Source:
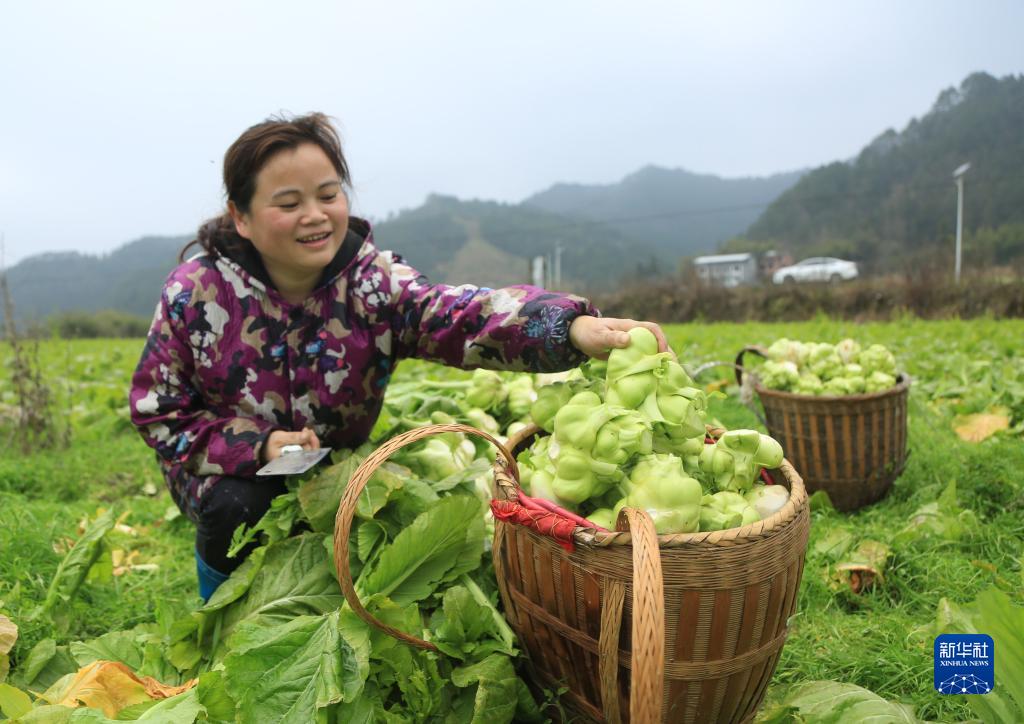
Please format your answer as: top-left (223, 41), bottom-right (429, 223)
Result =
top-left (368, 251), bottom-right (599, 373)
top-left (129, 274), bottom-right (279, 477)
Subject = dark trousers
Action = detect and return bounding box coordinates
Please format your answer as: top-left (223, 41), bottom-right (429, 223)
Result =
top-left (195, 475), bottom-right (287, 574)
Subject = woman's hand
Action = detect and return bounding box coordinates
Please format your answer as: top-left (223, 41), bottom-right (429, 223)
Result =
top-left (568, 316), bottom-right (673, 360)
top-left (262, 427), bottom-right (321, 463)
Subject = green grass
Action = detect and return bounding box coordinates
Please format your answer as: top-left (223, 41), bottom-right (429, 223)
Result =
top-left (764, 399), bottom-right (1024, 722)
top-left (0, 432), bottom-right (196, 664)
top-left (0, 338), bottom-right (196, 667)
top-left (1, 321), bottom-right (1022, 722)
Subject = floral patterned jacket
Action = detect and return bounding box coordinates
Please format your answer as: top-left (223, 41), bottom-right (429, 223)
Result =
top-left (129, 217), bottom-right (596, 518)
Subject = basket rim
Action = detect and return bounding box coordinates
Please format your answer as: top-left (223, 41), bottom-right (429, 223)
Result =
top-left (500, 425), bottom-right (808, 549)
top-left (754, 371), bottom-right (911, 402)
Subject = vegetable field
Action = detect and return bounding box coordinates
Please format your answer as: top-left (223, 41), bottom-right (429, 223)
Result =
top-left (1, 319), bottom-right (1022, 722)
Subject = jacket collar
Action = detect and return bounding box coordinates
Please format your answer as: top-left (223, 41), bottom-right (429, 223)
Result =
top-left (217, 217), bottom-right (371, 296)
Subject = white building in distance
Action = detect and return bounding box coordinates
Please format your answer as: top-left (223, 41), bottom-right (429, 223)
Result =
top-left (693, 253), bottom-right (759, 287)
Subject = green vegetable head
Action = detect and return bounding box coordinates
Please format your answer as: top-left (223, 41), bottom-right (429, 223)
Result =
top-left (637, 361), bottom-right (707, 437)
top-left (466, 369), bottom-right (507, 410)
top-left (652, 423), bottom-right (704, 459)
top-left (605, 329), bottom-right (706, 436)
top-left (592, 409), bottom-right (654, 465)
top-left (506, 377), bottom-right (537, 419)
top-left (605, 327), bottom-right (669, 409)
top-left (699, 430), bottom-right (783, 493)
top-left (792, 373), bottom-right (824, 396)
top-left (767, 338), bottom-right (809, 365)
top-left (807, 343), bottom-right (843, 380)
top-left (531, 382), bottom-right (573, 433)
top-left (760, 360), bottom-right (800, 391)
top-left (526, 463), bottom-right (564, 506)
top-left (406, 438), bottom-right (460, 480)
top-left (428, 410), bottom-right (475, 453)
top-left (698, 506), bottom-right (741, 531)
top-left (463, 407), bottom-right (499, 435)
top-left (553, 391), bottom-right (617, 450)
top-left (585, 507), bottom-right (616, 530)
top-left (836, 338), bottom-right (862, 365)
top-left (822, 377), bottom-right (857, 396)
top-left (864, 370), bottom-right (897, 393)
top-left (581, 358), bottom-right (608, 382)
top-left (744, 484), bottom-right (790, 518)
top-left (551, 444), bottom-right (619, 504)
top-left (505, 420), bottom-right (531, 440)
top-left (859, 344), bottom-right (897, 376)
top-left (614, 453), bottom-right (702, 534)
top-left (699, 491), bottom-right (759, 531)
top-left (845, 375), bottom-right (866, 394)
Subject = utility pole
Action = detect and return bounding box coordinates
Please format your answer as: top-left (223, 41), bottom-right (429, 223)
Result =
top-left (530, 255), bottom-right (545, 288)
top-left (554, 243), bottom-right (563, 287)
top-left (953, 162), bottom-right (970, 284)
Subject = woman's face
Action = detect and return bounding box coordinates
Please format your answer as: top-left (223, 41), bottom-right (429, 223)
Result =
top-left (229, 142), bottom-right (350, 294)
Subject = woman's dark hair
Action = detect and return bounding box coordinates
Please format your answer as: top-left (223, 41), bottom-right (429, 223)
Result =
top-left (180, 112), bottom-right (351, 261)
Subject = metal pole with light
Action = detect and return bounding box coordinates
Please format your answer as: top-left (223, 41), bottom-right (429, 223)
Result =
top-left (953, 162), bottom-right (970, 283)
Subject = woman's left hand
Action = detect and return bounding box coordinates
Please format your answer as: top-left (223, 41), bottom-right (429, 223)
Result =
top-left (568, 316), bottom-right (673, 360)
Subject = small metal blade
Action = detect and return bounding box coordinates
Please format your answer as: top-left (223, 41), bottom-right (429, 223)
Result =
top-left (256, 447), bottom-right (332, 476)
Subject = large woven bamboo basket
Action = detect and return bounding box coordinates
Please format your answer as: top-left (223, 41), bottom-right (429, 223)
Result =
top-left (493, 424), bottom-right (808, 724)
top-left (333, 423), bottom-right (810, 723)
top-left (736, 346), bottom-right (910, 512)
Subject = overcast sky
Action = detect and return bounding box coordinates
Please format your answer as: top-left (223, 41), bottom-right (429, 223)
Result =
top-left (1, 0), bottom-right (1022, 265)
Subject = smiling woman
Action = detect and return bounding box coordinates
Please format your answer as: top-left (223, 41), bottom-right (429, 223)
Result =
top-left (128, 112), bottom-right (670, 601)
top-left (228, 145), bottom-right (350, 302)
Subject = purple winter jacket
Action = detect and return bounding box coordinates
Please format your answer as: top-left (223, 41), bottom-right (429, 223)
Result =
top-left (130, 218), bottom-right (597, 519)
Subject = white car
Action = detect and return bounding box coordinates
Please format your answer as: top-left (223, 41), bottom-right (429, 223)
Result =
top-left (772, 257), bottom-right (859, 284)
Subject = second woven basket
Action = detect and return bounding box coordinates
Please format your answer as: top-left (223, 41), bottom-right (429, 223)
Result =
top-left (736, 345), bottom-right (910, 512)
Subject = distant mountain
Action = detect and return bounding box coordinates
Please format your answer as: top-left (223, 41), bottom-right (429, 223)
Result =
top-left (1, 236), bottom-right (187, 324)
top-left (372, 194), bottom-right (663, 292)
top-left (738, 72), bottom-right (1024, 267)
top-left (523, 166), bottom-right (805, 257)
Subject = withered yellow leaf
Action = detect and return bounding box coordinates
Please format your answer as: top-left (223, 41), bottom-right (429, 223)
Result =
top-left (55, 660), bottom-right (196, 717)
top-left (833, 540), bottom-right (891, 593)
top-left (954, 411), bottom-right (1010, 443)
top-left (0, 615), bottom-right (16, 655)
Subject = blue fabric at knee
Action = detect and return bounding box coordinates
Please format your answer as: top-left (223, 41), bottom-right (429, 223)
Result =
top-left (195, 548), bottom-right (230, 602)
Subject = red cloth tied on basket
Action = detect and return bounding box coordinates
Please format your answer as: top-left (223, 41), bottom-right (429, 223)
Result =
top-left (490, 499), bottom-right (576, 552)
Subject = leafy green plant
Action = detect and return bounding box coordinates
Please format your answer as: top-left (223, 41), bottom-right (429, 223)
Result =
top-left (756, 680), bottom-right (924, 723)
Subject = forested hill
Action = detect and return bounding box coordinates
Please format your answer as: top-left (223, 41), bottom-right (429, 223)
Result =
top-left (371, 194), bottom-right (662, 291)
top-left (2, 236), bottom-right (188, 323)
top-left (523, 166), bottom-right (805, 257)
top-left (737, 72), bottom-right (1024, 267)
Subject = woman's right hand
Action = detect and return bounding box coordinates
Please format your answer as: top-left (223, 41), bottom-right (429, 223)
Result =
top-left (262, 427), bottom-right (321, 463)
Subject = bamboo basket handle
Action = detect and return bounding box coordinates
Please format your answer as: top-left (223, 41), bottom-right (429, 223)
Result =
top-left (619, 507), bottom-right (665, 724)
top-left (734, 345), bottom-right (770, 428)
top-left (734, 344), bottom-right (769, 388)
top-left (333, 423), bottom-right (515, 651)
